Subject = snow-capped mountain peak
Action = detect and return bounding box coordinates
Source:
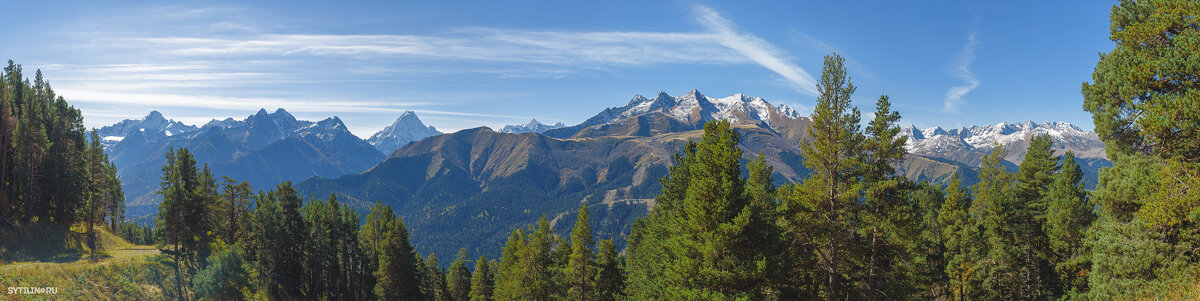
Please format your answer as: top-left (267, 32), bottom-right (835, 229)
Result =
top-left (904, 121), bottom-right (1106, 164)
top-left (500, 118), bottom-right (566, 134)
top-left (367, 111), bottom-right (442, 155)
top-left (96, 110), bottom-right (198, 149)
top-left (544, 90), bottom-right (810, 141)
top-left (607, 90), bottom-right (800, 126)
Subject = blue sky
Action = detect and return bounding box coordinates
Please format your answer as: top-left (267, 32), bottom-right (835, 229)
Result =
top-left (1, 0), bottom-right (1115, 137)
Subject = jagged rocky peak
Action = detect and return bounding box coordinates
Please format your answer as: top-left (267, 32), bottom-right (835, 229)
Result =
top-left (543, 89), bottom-right (809, 139)
top-left (904, 120), bottom-right (1106, 162)
top-left (144, 110), bottom-right (165, 122)
top-left (899, 124), bottom-right (924, 141)
top-left (368, 111), bottom-right (442, 155)
top-left (243, 107), bottom-right (310, 134)
top-left (316, 116), bottom-right (348, 131)
top-left (204, 117), bottom-right (239, 129)
top-left (500, 118), bottom-right (566, 134)
top-left (96, 110), bottom-right (198, 148)
top-left (615, 90), bottom-right (798, 124)
top-left (298, 116), bottom-right (352, 140)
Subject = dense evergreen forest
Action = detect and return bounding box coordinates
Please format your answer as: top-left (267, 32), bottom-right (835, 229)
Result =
top-left (2, 1), bottom-right (1197, 300)
top-left (0, 60), bottom-right (130, 260)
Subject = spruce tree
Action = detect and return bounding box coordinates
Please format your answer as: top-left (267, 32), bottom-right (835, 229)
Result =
top-left (938, 173), bottom-right (982, 301)
top-left (276, 182), bottom-right (307, 298)
top-left (1010, 134), bottom-right (1058, 297)
top-left (626, 119), bottom-right (776, 300)
top-left (470, 256), bottom-right (494, 301)
top-left (521, 217), bottom-right (560, 300)
top-left (911, 181), bottom-right (947, 299)
top-left (1043, 152), bottom-right (1094, 294)
top-left (564, 205), bottom-right (595, 300)
top-left (425, 254), bottom-right (450, 301)
top-left (362, 202), bottom-right (422, 300)
top-left (493, 228), bottom-right (527, 300)
top-left (448, 248), bottom-right (473, 301)
top-left (972, 146), bottom-right (1028, 299)
top-left (593, 239), bottom-right (624, 301)
top-left (248, 182), bottom-right (308, 299)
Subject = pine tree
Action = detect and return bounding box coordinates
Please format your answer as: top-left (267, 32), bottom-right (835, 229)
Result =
top-left (1081, 3), bottom-right (1200, 296)
top-left (858, 94), bottom-right (917, 299)
top-left (626, 119), bottom-right (776, 300)
top-left (782, 53), bottom-right (863, 300)
top-left (911, 181), bottom-right (947, 299)
top-left (521, 217), bottom-right (560, 300)
top-left (425, 254), bottom-right (450, 301)
top-left (361, 202), bottom-right (422, 300)
top-left (494, 228), bottom-right (526, 300)
top-left (1009, 134), bottom-right (1058, 297)
top-left (219, 176), bottom-right (252, 244)
top-left (1043, 151), bottom-right (1094, 294)
top-left (246, 182), bottom-right (309, 299)
top-left (84, 129), bottom-right (107, 258)
top-left (104, 162), bottom-right (125, 229)
top-left (972, 146), bottom-right (1029, 299)
top-left (593, 239), bottom-right (624, 301)
top-left (303, 194), bottom-right (345, 299)
top-left (564, 205), bottom-right (595, 300)
top-left (155, 147), bottom-right (203, 297)
top-left (938, 173), bottom-right (982, 301)
top-left (448, 248), bottom-right (473, 301)
top-left (0, 62), bottom-right (12, 220)
top-left (470, 256), bottom-right (494, 301)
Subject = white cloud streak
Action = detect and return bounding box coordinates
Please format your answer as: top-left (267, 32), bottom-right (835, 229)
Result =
top-left (944, 31), bottom-right (980, 113)
top-left (50, 4), bottom-right (825, 132)
top-left (113, 30), bottom-right (742, 67)
top-left (694, 6), bottom-right (821, 96)
top-left (56, 88), bottom-right (445, 115)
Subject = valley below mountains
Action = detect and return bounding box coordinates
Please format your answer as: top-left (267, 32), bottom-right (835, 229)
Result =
top-left (102, 90), bottom-right (1110, 260)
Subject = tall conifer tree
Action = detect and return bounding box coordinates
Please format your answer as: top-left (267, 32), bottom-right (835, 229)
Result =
top-left (470, 256), bottom-right (494, 301)
top-left (626, 119), bottom-right (776, 300)
top-left (565, 205), bottom-right (595, 300)
top-left (447, 248), bottom-right (473, 301)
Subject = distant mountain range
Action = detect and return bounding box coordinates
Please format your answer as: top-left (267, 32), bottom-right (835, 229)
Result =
top-left (102, 109), bottom-right (386, 217)
top-left (900, 121), bottom-right (1110, 187)
top-left (97, 111), bottom-right (196, 149)
top-left (500, 119), bottom-right (565, 134)
top-left (102, 90), bottom-right (1110, 261)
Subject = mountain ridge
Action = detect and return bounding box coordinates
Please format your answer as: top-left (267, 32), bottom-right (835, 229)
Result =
top-left (104, 109), bottom-right (385, 217)
top-left (501, 118), bottom-right (566, 134)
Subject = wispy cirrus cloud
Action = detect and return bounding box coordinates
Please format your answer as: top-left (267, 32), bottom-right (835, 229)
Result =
top-left (44, 4), bottom-right (825, 133)
top-left (111, 31), bottom-right (740, 66)
top-left (944, 30), bottom-right (980, 113)
top-left (87, 6), bottom-right (819, 95)
top-left (56, 88), bottom-right (440, 114)
top-left (694, 6), bottom-right (821, 96)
